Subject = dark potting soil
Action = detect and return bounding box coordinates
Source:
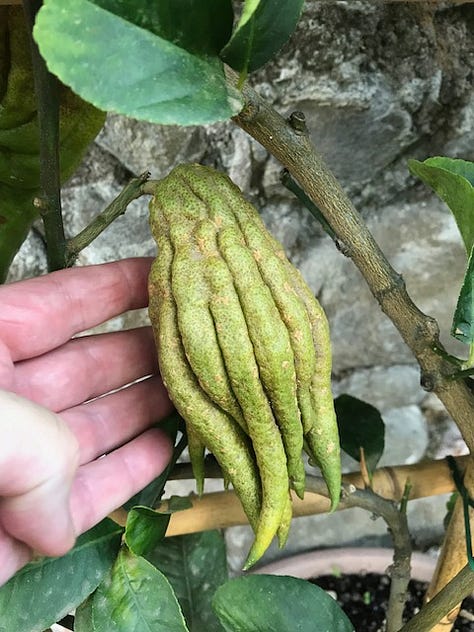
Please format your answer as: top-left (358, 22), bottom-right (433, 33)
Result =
top-left (311, 573), bottom-right (474, 632)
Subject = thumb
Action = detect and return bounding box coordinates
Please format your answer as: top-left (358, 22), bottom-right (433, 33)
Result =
top-left (0, 390), bottom-right (80, 557)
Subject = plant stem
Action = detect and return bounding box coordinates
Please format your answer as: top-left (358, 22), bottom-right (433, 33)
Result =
top-left (400, 564), bottom-right (474, 632)
top-left (464, 343), bottom-right (474, 370)
top-left (305, 477), bottom-right (412, 632)
top-left (230, 72), bottom-right (474, 454)
top-left (280, 169), bottom-right (337, 243)
top-left (23, 0), bottom-right (67, 271)
top-left (65, 172), bottom-right (155, 264)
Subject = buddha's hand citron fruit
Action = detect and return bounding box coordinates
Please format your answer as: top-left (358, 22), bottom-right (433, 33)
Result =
top-left (148, 164), bottom-right (341, 568)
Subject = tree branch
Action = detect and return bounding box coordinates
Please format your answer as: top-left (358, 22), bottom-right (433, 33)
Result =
top-left (65, 172), bottom-right (155, 264)
top-left (23, 0), bottom-right (66, 272)
top-left (230, 74), bottom-right (474, 454)
top-left (400, 564), bottom-right (474, 632)
top-left (305, 477), bottom-right (411, 632)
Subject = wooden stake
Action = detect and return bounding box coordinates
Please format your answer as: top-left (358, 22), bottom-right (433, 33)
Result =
top-left (109, 456), bottom-right (469, 534)
top-left (424, 459), bottom-right (474, 631)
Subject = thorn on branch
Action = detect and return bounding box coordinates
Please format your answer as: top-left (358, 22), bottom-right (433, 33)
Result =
top-left (287, 110), bottom-right (308, 135)
top-left (335, 238), bottom-right (351, 257)
top-left (420, 372), bottom-right (436, 392)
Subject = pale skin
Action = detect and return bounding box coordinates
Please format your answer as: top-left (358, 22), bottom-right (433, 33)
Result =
top-left (0, 257), bottom-right (174, 586)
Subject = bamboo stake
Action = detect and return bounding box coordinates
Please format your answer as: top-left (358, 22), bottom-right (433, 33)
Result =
top-left (109, 456), bottom-right (468, 533)
top-left (424, 460), bottom-right (474, 631)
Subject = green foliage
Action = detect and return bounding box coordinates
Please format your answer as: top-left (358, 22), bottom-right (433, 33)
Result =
top-left (335, 394), bottom-right (385, 477)
top-left (221, 0), bottom-right (304, 77)
top-left (147, 531), bottom-right (228, 632)
top-left (0, 6), bottom-right (105, 282)
top-left (123, 411), bottom-right (183, 510)
top-left (124, 506), bottom-right (171, 557)
top-left (92, 0), bottom-right (234, 56)
top-left (0, 519), bottom-right (122, 632)
top-left (212, 574), bottom-right (355, 632)
top-left (146, 531), bottom-right (228, 632)
top-left (452, 246), bottom-right (474, 345)
top-left (408, 158), bottom-right (474, 254)
top-left (75, 547), bottom-right (189, 631)
top-left (409, 157), bottom-right (474, 347)
top-left (34, 0), bottom-right (242, 126)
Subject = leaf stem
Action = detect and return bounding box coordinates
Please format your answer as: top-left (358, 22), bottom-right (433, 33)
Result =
top-left (65, 172), bottom-right (154, 265)
top-left (280, 169), bottom-right (338, 243)
top-left (23, 0), bottom-right (67, 272)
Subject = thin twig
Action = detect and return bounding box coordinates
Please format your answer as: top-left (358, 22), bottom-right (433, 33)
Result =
top-left (305, 477), bottom-right (412, 632)
top-left (400, 565), bottom-right (474, 632)
top-left (65, 172), bottom-right (156, 264)
top-left (23, 0), bottom-right (67, 272)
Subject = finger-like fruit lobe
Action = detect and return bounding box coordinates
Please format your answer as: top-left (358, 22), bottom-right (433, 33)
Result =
top-left (148, 164), bottom-right (341, 568)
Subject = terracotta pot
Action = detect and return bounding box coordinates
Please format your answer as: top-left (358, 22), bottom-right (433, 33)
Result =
top-left (252, 547), bottom-right (437, 583)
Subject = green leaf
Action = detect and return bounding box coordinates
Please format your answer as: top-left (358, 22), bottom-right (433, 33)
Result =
top-left (91, 0), bottom-right (234, 56)
top-left (34, 0), bottom-right (243, 126)
top-left (452, 243), bottom-right (474, 344)
top-left (87, 548), bottom-right (189, 631)
top-left (125, 506), bottom-right (170, 557)
top-left (0, 519), bottom-right (123, 632)
top-left (408, 157), bottom-right (474, 254)
top-left (147, 531), bottom-right (228, 632)
top-left (335, 394), bottom-right (385, 476)
top-left (0, 186), bottom-right (38, 283)
top-left (212, 575), bottom-right (355, 632)
top-left (220, 0), bottom-right (304, 75)
top-left (74, 595), bottom-right (94, 632)
top-left (123, 412), bottom-right (182, 510)
top-left (0, 7), bottom-right (105, 282)
top-left (124, 498), bottom-right (192, 557)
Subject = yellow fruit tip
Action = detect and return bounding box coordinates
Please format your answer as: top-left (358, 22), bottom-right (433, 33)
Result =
top-left (242, 555), bottom-right (257, 572)
top-left (294, 483), bottom-right (305, 500)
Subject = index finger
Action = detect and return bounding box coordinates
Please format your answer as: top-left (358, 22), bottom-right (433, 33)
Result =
top-left (1, 258), bottom-right (153, 361)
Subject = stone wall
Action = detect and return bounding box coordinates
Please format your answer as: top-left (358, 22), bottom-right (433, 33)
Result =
top-left (9, 1), bottom-right (474, 565)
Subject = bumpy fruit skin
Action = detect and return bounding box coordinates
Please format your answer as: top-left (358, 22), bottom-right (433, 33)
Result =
top-left (0, 7), bottom-right (106, 282)
top-left (148, 164), bottom-right (341, 568)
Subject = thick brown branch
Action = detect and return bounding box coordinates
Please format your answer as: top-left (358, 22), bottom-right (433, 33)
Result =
top-left (231, 77), bottom-right (474, 454)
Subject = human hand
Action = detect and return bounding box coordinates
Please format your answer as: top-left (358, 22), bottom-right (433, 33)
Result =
top-left (0, 258), bottom-right (174, 586)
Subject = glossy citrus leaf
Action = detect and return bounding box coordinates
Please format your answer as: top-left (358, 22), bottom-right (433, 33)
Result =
top-left (91, 0), bottom-right (234, 56)
top-left (147, 531), bottom-right (228, 632)
top-left (124, 506), bottom-right (170, 557)
top-left (124, 496), bottom-right (192, 558)
top-left (408, 157), bottom-right (474, 254)
top-left (335, 394), bottom-right (385, 477)
top-left (0, 519), bottom-right (123, 632)
top-left (212, 574), bottom-right (355, 632)
top-left (452, 243), bottom-right (474, 344)
top-left (87, 548), bottom-right (189, 631)
top-left (34, 0), bottom-right (243, 126)
top-left (74, 595), bottom-right (94, 632)
top-left (220, 0), bottom-right (304, 75)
